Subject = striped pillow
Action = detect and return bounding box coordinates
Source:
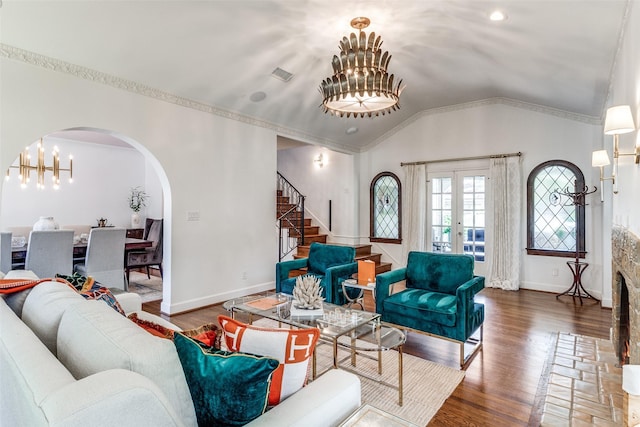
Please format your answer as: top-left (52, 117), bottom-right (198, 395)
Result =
top-left (218, 315), bottom-right (319, 406)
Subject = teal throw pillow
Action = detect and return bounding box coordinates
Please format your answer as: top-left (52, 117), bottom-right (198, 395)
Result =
top-left (173, 333), bottom-right (279, 427)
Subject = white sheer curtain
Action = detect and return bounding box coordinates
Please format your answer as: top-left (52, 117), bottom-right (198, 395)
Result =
top-left (402, 164), bottom-right (427, 258)
top-left (487, 156), bottom-right (522, 290)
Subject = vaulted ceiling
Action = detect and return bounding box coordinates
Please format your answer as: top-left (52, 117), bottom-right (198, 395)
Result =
top-left (0, 1), bottom-right (628, 152)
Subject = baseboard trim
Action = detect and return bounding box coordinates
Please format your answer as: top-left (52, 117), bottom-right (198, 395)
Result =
top-left (519, 281), bottom-right (603, 301)
top-left (160, 281), bottom-right (275, 315)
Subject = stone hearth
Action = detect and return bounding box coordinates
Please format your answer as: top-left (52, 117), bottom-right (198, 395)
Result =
top-left (611, 226), bottom-right (640, 364)
top-left (611, 226), bottom-right (640, 426)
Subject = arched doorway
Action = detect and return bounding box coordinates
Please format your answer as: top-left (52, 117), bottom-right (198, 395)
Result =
top-left (0, 127), bottom-right (173, 307)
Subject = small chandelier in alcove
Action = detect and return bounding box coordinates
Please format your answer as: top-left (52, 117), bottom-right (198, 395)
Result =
top-left (5, 138), bottom-right (73, 190)
top-left (319, 17), bottom-right (405, 118)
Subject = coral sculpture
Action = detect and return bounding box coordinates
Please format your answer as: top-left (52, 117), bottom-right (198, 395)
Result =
top-left (292, 275), bottom-right (324, 309)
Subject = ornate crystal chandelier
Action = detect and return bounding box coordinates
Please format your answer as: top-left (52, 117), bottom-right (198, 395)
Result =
top-left (319, 17), bottom-right (405, 118)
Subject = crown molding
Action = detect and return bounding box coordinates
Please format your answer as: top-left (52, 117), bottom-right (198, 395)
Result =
top-left (0, 43), bottom-right (353, 152)
top-left (361, 97), bottom-right (602, 152)
top-left (603, 0), bottom-right (633, 112)
top-left (2, 43), bottom-right (602, 156)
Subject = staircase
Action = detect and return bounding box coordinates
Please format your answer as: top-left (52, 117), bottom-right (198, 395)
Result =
top-left (277, 188), bottom-right (392, 278)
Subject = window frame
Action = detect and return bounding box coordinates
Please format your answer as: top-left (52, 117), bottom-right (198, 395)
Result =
top-left (369, 171), bottom-right (402, 244)
top-left (526, 160), bottom-right (586, 258)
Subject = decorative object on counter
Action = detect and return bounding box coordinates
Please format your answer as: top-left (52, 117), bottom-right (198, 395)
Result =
top-left (97, 218), bottom-right (108, 227)
top-left (11, 236), bottom-right (27, 248)
top-left (128, 186), bottom-right (148, 228)
top-left (357, 259), bottom-right (376, 285)
top-left (292, 274), bottom-right (324, 309)
top-left (33, 216), bottom-right (59, 231)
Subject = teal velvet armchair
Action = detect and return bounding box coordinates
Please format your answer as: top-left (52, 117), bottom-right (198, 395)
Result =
top-left (375, 251), bottom-right (485, 367)
top-left (276, 243), bottom-right (357, 304)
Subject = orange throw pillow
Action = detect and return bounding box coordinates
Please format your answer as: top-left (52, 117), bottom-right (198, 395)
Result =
top-left (218, 315), bottom-right (319, 406)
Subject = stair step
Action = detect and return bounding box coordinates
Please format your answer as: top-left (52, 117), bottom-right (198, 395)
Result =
top-left (277, 203), bottom-right (297, 213)
top-left (376, 262), bottom-right (392, 274)
top-left (277, 211), bottom-right (303, 221)
top-left (277, 196), bottom-right (289, 204)
top-left (356, 253), bottom-right (381, 264)
top-left (296, 243), bottom-right (373, 257)
top-left (288, 267), bottom-right (307, 278)
top-left (302, 234), bottom-right (327, 245)
top-left (289, 226), bottom-right (319, 237)
top-left (288, 262), bottom-right (391, 278)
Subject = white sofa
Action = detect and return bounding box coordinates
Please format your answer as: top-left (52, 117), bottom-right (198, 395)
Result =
top-left (0, 271), bottom-right (361, 427)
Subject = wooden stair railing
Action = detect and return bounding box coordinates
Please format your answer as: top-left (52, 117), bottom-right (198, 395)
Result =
top-left (277, 172), bottom-right (306, 261)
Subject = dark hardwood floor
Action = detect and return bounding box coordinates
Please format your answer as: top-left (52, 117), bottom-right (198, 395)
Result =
top-left (143, 287), bottom-right (611, 427)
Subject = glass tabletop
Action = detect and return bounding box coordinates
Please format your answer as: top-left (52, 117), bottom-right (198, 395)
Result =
top-left (223, 292), bottom-right (381, 339)
top-left (337, 323), bottom-right (406, 351)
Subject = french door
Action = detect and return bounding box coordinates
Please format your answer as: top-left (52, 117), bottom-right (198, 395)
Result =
top-left (428, 170), bottom-right (489, 276)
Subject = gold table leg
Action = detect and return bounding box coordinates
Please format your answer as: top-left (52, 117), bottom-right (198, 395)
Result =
top-left (398, 345), bottom-right (403, 406)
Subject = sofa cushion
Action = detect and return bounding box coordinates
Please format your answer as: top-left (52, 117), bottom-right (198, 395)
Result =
top-left (56, 300), bottom-right (197, 426)
top-left (1, 270), bottom-right (40, 317)
top-left (174, 333), bottom-right (279, 427)
top-left (21, 280), bottom-right (85, 355)
top-left (219, 315), bottom-right (319, 406)
top-left (406, 251), bottom-right (474, 295)
top-left (307, 243), bottom-right (355, 276)
top-left (383, 288), bottom-right (458, 327)
top-left (0, 297), bottom-right (76, 427)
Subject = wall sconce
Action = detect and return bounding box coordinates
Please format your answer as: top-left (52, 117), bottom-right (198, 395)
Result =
top-left (592, 105), bottom-right (638, 200)
top-left (592, 150), bottom-right (614, 202)
top-left (314, 153), bottom-right (324, 168)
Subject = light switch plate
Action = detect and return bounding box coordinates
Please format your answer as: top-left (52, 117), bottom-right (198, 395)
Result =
top-left (186, 211), bottom-right (200, 221)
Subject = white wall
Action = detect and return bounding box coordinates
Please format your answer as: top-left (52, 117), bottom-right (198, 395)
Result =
top-left (607, 3), bottom-right (640, 236)
top-left (600, 3), bottom-right (640, 311)
top-left (1, 138), bottom-right (162, 229)
top-left (357, 102), bottom-right (607, 301)
top-left (277, 145), bottom-right (358, 243)
top-left (0, 56), bottom-right (278, 314)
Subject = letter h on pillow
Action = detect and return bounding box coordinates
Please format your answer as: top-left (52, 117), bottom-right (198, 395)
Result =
top-left (218, 315), bottom-right (319, 406)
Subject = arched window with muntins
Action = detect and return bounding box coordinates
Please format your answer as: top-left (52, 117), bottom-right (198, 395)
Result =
top-left (370, 172), bottom-right (402, 244)
top-left (526, 160), bottom-right (586, 258)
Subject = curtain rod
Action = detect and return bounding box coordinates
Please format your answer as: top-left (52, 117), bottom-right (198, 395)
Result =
top-left (400, 151), bottom-right (522, 167)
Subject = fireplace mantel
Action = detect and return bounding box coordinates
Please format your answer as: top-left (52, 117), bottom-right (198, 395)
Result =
top-left (612, 226), bottom-right (640, 365)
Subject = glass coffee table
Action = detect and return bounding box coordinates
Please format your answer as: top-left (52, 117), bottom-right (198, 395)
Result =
top-left (223, 292), bottom-right (406, 405)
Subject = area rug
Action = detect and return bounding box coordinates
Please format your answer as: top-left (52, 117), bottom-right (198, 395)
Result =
top-left (251, 318), bottom-right (465, 426)
top-left (127, 271), bottom-right (162, 302)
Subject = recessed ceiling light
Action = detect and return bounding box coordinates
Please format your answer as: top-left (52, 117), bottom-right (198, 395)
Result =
top-left (249, 91), bottom-right (267, 102)
top-left (489, 10), bottom-right (507, 22)
top-left (346, 127), bottom-right (358, 135)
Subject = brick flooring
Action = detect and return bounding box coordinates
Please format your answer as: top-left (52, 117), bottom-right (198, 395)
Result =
top-left (540, 333), bottom-right (623, 426)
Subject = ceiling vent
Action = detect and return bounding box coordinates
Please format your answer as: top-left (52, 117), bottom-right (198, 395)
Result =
top-left (272, 67), bottom-right (293, 82)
